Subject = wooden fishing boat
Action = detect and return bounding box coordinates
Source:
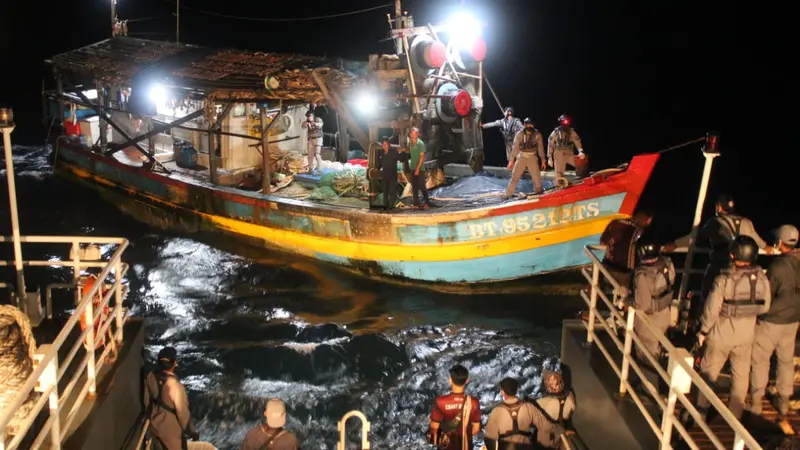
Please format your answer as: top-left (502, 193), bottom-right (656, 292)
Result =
top-left (42, 10), bottom-right (659, 285)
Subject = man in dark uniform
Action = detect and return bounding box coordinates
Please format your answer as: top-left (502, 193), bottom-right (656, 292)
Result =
top-left (749, 224), bottom-right (800, 431)
top-left (376, 137), bottom-right (400, 210)
top-left (428, 365), bottom-right (481, 450)
top-left (664, 194), bottom-right (775, 329)
top-left (482, 106), bottom-right (524, 162)
top-left (599, 208), bottom-right (654, 291)
top-left (695, 236), bottom-right (772, 420)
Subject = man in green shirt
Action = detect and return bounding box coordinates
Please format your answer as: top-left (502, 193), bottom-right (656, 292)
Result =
top-left (405, 127), bottom-right (431, 208)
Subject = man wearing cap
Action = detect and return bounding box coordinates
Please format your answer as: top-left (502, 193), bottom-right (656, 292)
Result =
top-left (534, 371), bottom-right (578, 448)
top-left (664, 194), bottom-right (776, 329)
top-left (504, 118), bottom-right (546, 200)
top-left (376, 137), bottom-right (400, 210)
top-left (484, 377), bottom-right (551, 450)
top-left (749, 224), bottom-right (800, 430)
top-left (143, 347), bottom-right (198, 450)
top-left (240, 398), bottom-right (301, 450)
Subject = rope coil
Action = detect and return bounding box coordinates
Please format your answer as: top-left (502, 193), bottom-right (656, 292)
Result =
top-left (0, 305), bottom-right (39, 440)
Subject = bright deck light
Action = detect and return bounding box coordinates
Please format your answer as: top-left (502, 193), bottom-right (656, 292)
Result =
top-left (446, 10), bottom-right (483, 48)
top-left (355, 94), bottom-right (377, 114)
top-left (148, 84), bottom-right (167, 105)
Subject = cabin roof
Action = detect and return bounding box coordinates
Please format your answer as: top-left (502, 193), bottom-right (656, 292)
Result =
top-left (46, 37), bottom-right (365, 103)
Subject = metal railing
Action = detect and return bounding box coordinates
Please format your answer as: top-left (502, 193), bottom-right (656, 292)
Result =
top-left (0, 235), bottom-right (130, 450)
top-left (581, 244), bottom-right (761, 450)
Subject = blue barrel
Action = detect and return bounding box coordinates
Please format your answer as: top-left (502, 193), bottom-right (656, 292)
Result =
top-left (176, 146), bottom-right (198, 169)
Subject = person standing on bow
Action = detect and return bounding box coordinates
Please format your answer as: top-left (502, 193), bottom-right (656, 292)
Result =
top-left (301, 109), bottom-right (324, 175)
top-left (546, 114), bottom-right (585, 179)
top-left (749, 225), bottom-right (800, 431)
top-left (695, 236), bottom-right (771, 420)
top-left (143, 347), bottom-right (199, 450)
top-left (482, 106), bottom-right (523, 162)
top-left (504, 118), bottom-right (547, 200)
top-left (405, 127), bottom-right (432, 209)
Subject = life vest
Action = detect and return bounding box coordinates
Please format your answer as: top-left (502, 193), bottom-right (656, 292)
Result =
top-left (635, 259), bottom-right (674, 313)
top-left (519, 131), bottom-right (540, 152)
top-left (79, 274), bottom-right (110, 350)
top-left (720, 267), bottom-right (767, 318)
top-left (502, 118), bottom-right (520, 142)
top-left (535, 393), bottom-right (572, 425)
top-left (495, 401), bottom-right (534, 449)
top-left (552, 126), bottom-right (575, 150)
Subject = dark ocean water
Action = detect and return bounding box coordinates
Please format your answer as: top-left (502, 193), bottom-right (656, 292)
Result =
top-left (0, 144), bottom-right (586, 449)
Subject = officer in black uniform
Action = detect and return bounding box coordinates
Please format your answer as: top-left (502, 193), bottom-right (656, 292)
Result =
top-left (376, 137), bottom-right (400, 210)
top-left (695, 236), bottom-right (772, 420)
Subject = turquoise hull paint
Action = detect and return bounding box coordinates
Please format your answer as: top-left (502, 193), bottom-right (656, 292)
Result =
top-left (395, 194), bottom-right (625, 244)
top-left (314, 233), bottom-right (604, 283)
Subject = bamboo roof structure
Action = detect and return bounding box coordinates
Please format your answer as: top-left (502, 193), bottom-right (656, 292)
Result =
top-left (46, 37), bottom-right (365, 104)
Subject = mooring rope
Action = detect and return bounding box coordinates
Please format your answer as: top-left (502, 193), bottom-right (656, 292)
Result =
top-left (0, 305), bottom-right (39, 439)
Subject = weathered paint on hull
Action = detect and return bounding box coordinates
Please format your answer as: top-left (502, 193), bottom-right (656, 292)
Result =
top-left (51, 140), bottom-right (658, 284)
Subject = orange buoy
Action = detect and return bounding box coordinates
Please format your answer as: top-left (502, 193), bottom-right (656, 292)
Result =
top-left (79, 275), bottom-right (110, 350)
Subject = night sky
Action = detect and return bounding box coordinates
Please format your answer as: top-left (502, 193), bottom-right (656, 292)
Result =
top-left (0, 0), bottom-right (793, 237)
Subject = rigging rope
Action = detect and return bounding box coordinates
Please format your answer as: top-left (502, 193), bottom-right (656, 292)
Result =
top-left (0, 305), bottom-right (39, 440)
top-left (171, 2), bottom-right (393, 22)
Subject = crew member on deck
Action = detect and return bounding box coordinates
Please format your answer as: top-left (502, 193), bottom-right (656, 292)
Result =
top-left (749, 225), bottom-right (800, 432)
top-left (484, 377), bottom-right (549, 450)
top-left (546, 114), bottom-right (585, 179)
top-left (664, 194), bottom-right (775, 330)
top-left (428, 365), bottom-right (481, 450)
top-left (144, 347), bottom-right (199, 450)
top-left (504, 118), bottom-right (546, 200)
top-left (631, 235), bottom-right (675, 388)
top-left (301, 110), bottom-right (324, 176)
top-left (695, 236), bottom-right (771, 420)
top-left (533, 371), bottom-right (576, 449)
top-left (377, 137), bottom-right (400, 210)
top-left (405, 127), bottom-right (432, 209)
top-left (599, 208), bottom-right (654, 293)
top-left (482, 106), bottom-right (523, 162)
top-left (239, 398), bottom-right (301, 450)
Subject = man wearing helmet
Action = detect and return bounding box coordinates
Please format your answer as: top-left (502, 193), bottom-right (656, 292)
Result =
top-left (504, 118), bottom-right (547, 199)
top-left (695, 236), bottom-right (772, 420)
top-left (546, 115), bottom-right (585, 179)
top-left (664, 194), bottom-right (775, 330)
top-left (749, 225), bottom-right (800, 430)
top-left (632, 234), bottom-right (676, 364)
top-left (482, 106), bottom-right (523, 162)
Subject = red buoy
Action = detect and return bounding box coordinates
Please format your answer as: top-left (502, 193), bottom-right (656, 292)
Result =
top-left (426, 41), bottom-right (447, 68)
top-left (470, 37), bottom-right (487, 62)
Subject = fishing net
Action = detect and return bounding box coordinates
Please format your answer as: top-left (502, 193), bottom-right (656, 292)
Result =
top-left (309, 186), bottom-right (338, 201)
top-left (0, 305), bottom-right (40, 440)
top-left (331, 169), bottom-right (366, 196)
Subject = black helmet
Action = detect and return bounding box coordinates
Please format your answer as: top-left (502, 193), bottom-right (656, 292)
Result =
top-left (730, 235), bottom-right (758, 263)
top-left (504, 106), bottom-right (514, 115)
top-left (305, 109), bottom-right (315, 117)
top-left (636, 234), bottom-right (660, 262)
top-left (716, 194), bottom-right (735, 214)
top-left (523, 117), bottom-right (534, 126)
top-left (558, 114), bottom-right (571, 126)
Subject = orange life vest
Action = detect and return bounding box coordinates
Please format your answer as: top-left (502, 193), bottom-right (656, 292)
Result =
top-left (79, 275), bottom-right (110, 350)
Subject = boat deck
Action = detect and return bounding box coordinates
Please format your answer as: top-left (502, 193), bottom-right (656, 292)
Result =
top-left (114, 149), bottom-right (587, 212)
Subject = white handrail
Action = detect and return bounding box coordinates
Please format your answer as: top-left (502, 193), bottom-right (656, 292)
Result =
top-left (337, 410), bottom-right (371, 450)
top-left (580, 244), bottom-right (761, 450)
top-left (0, 236), bottom-right (130, 450)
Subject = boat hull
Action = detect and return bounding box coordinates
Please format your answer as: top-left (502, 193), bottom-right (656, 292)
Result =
top-left (50, 140), bottom-right (658, 284)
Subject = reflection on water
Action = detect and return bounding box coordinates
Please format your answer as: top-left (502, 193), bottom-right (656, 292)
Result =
top-left (1, 146), bottom-right (585, 449)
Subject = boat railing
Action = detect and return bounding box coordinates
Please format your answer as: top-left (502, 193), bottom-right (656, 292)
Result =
top-left (0, 235), bottom-right (130, 450)
top-left (580, 244), bottom-right (761, 450)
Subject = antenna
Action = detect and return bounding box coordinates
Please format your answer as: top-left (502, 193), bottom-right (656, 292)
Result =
top-left (111, 0), bottom-right (116, 36)
top-left (176, 0), bottom-right (180, 43)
